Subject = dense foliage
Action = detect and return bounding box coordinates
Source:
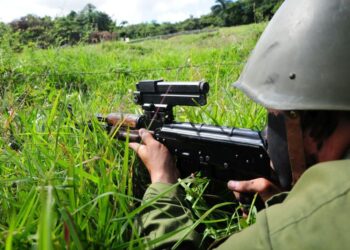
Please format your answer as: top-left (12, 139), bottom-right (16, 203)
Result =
top-left (121, 0), bottom-right (283, 38)
top-left (0, 0), bottom-right (283, 48)
top-left (0, 23), bottom-right (267, 249)
top-left (1, 4), bottom-right (115, 49)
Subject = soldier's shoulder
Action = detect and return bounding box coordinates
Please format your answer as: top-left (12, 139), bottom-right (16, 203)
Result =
top-left (265, 160), bottom-right (350, 249)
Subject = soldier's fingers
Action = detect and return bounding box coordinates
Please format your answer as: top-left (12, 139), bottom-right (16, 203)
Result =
top-left (129, 142), bottom-right (143, 153)
top-left (228, 180), bottom-right (252, 193)
top-left (233, 191), bottom-right (241, 201)
top-left (139, 129), bottom-right (155, 145)
top-left (227, 178), bottom-right (270, 193)
top-left (228, 178), bottom-right (280, 203)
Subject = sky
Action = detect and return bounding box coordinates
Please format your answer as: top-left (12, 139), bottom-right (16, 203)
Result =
top-left (0, 0), bottom-right (215, 24)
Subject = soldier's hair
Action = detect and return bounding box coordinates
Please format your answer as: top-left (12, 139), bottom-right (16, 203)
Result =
top-left (300, 111), bottom-right (350, 146)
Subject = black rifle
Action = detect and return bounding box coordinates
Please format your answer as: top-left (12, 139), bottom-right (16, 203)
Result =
top-left (97, 80), bottom-right (274, 185)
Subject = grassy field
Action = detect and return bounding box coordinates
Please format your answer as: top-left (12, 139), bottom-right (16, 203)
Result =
top-left (0, 23), bottom-right (267, 249)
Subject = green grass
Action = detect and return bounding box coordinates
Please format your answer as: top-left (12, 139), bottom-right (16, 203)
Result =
top-left (0, 23), bottom-right (267, 248)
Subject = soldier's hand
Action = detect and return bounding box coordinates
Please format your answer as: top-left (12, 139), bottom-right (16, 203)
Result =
top-left (227, 178), bottom-right (281, 203)
top-left (129, 129), bottom-right (180, 184)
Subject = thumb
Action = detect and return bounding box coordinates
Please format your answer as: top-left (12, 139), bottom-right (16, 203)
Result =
top-left (228, 178), bottom-right (273, 194)
top-left (228, 178), bottom-right (280, 203)
top-left (227, 180), bottom-right (256, 193)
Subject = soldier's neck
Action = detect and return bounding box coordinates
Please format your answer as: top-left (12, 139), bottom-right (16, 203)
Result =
top-left (317, 119), bottom-right (350, 162)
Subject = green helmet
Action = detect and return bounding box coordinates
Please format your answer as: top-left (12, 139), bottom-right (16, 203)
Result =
top-left (235, 0), bottom-right (350, 111)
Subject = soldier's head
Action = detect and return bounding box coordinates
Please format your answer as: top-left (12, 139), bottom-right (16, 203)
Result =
top-left (235, 0), bottom-right (350, 189)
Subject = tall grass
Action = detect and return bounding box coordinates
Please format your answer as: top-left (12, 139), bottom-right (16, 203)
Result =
top-left (0, 23), bottom-right (266, 248)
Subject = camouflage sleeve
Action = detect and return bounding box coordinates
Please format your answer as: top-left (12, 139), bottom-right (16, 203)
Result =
top-left (137, 182), bottom-right (202, 249)
top-left (213, 210), bottom-right (272, 250)
top-left (138, 183), bottom-right (272, 250)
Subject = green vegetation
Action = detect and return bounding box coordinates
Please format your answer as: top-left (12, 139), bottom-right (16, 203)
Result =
top-left (0, 0), bottom-right (283, 48)
top-left (0, 23), bottom-right (267, 248)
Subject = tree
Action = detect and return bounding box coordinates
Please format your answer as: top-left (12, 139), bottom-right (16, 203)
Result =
top-left (211, 0), bottom-right (229, 15)
top-left (180, 16), bottom-right (201, 31)
top-left (53, 16), bottom-right (83, 45)
top-left (9, 15), bottom-right (54, 48)
top-left (81, 3), bottom-right (97, 24)
top-left (94, 12), bottom-right (114, 31)
top-left (211, 0), bottom-right (232, 26)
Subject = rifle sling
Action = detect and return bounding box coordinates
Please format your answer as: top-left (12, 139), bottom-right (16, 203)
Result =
top-left (285, 111), bottom-right (307, 185)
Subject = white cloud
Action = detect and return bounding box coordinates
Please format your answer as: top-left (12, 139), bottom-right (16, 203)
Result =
top-left (0, 1), bottom-right (56, 22)
top-left (0, 0), bottom-right (214, 24)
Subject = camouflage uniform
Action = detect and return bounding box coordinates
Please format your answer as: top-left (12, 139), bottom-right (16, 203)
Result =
top-left (139, 159), bottom-right (350, 249)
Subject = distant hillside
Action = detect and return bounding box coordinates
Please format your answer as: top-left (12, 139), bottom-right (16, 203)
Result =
top-left (0, 0), bottom-right (282, 49)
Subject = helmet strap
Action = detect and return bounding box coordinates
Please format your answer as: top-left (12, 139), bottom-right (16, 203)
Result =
top-left (284, 111), bottom-right (307, 185)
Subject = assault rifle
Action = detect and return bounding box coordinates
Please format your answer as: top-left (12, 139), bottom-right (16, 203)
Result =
top-left (97, 80), bottom-right (273, 185)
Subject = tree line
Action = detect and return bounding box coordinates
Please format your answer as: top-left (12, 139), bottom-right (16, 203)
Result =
top-left (0, 0), bottom-right (283, 50)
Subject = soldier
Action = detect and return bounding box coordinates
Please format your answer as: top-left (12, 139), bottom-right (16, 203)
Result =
top-left (129, 0), bottom-right (350, 249)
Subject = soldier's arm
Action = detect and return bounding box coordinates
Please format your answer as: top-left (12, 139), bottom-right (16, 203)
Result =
top-left (137, 183), bottom-right (202, 249)
top-left (130, 129), bottom-right (275, 249)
